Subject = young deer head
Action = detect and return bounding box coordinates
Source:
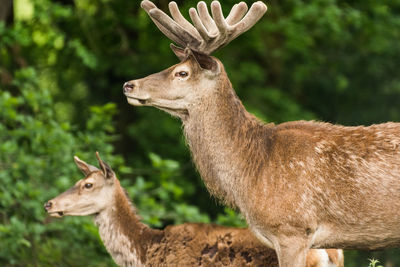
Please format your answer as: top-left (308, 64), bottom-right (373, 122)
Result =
top-left (44, 152), bottom-right (115, 217)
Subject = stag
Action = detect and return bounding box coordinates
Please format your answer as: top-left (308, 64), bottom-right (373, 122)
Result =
top-left (44, 152), bottom-right (344, 267)
top-left (123, 1), bottom-right (400, 266)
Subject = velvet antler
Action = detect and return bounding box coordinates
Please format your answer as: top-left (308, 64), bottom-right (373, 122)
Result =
top-left (141, 1), bottom-right (267, 55)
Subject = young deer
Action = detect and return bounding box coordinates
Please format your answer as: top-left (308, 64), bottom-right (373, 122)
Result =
top-left (44, 152), bottom-right (344, 267)
top-left (122, 1), bottom-right (400, 266)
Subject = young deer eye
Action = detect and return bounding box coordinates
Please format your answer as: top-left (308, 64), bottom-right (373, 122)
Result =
top-left (84, 183), bottom-right (93, 189)
top-left (175, 71), bottom-right (188, 78)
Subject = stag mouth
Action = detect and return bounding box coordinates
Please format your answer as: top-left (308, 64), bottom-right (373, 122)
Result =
top-left (125, 95), bottom-right (150, 106)
top-left (126, 95), bottom-right (188, 117)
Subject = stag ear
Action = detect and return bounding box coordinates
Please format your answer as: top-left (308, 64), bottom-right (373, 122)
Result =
top-left (170, 44), bottom-right (186, 61)
top-left (74, 156), bottom-right (99, 176)
top-left (95, 152), bottom-right (114, 180)
top-left (191, 50), bottom-right (219, 72)
top-left (171, 44), bottom-right (219, 73)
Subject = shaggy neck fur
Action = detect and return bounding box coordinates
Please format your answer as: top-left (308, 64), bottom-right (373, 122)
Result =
top-left (183, 74), bottom-right (275, 207)
top-left (94, 181), bottom-right (163, 267)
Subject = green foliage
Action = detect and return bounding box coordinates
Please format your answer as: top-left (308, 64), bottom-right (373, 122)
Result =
top-left (0, 67), bottom-right (118, 266)
top-left (1, 0), bottom-right (400, 265)
top-left (368, 259), bottom-right (384, 267)
top-left (215, 208), bottom-right (247, 228)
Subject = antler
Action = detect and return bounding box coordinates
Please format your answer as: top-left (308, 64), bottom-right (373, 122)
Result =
top-left (141, 0), bottom-right (267, 55)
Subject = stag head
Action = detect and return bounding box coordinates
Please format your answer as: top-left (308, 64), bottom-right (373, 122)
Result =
top-left (124, 47), bottom-right (224, 118)
top-left (44, 152), bottom-right (116, 217)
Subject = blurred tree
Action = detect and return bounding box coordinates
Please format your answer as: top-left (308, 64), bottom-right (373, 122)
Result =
top-left (0, 1), bottom-right (13, 25)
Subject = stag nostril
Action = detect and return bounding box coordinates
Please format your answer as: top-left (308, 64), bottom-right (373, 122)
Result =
top-left (123, 82), bottom-right (135, 94)
top-left (44, 201), bottom-right (52, 211)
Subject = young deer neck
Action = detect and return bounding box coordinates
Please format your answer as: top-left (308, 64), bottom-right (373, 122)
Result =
top-left (183, 75), bottom-right (273, 207)
top-left (94, 181), bottom-right (161, 267)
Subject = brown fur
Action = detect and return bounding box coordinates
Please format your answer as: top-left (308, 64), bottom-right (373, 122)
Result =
top-left (125, 54), bottom-right (400, 266)
top-left (107, 178), bottom-right (344, 266)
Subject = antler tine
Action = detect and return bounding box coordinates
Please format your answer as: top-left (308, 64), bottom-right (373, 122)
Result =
top-left (226, 2), bottom-right (248, 25)
top-left (149, 8), bottom-right (201, 48)
top-left (196, 1), bottom-right (217, 34)
top-left (189, 7), bottom-right (212, 41)
top-left (210, 1), bottom-right (229, 36)
top-left (141, 1), bottom-right (181, 45)
top-left (232, 1), bottom-right (267, 34)
top-left (141, 0), bottom-right (201, 48)
top-left (168, 2), bottom-right (201, 41)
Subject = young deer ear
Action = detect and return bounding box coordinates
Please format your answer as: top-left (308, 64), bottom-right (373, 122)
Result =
top-left (170, 44), bottom-right (186, 61)
top-left (74, 156), bottom-right (99, 175)
top-left (95, 152), bottom-right (114, 180)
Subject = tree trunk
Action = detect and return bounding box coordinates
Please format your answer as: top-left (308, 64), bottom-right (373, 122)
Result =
top-left (0, 0), bottom-right (13, 24)
top-left (0, 0), bottom-right (14, 86)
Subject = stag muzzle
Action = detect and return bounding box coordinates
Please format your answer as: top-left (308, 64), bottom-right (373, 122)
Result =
top-left (123, 80), bottom-right (150, 106)
top-left (123, 81), bottom-right (135, 94)
top-left (44, 201), bottom-right (52, 211)
top-left (44, 200), bottom-right (64, 217)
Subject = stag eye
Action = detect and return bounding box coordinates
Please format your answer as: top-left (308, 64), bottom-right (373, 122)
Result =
top-left (84, 183), bottom-right (93, 189)
top-left (175, 71), bottom-right (188, 78)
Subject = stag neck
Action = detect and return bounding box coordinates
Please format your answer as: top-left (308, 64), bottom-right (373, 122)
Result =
top-left (183, 76), bottom-right (274, 207)
top-left (94, 181), bottom-right (163, 267)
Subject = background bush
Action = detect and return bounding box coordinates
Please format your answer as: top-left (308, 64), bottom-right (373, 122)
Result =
top-left (1, 0), bottom-right (400, 266)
